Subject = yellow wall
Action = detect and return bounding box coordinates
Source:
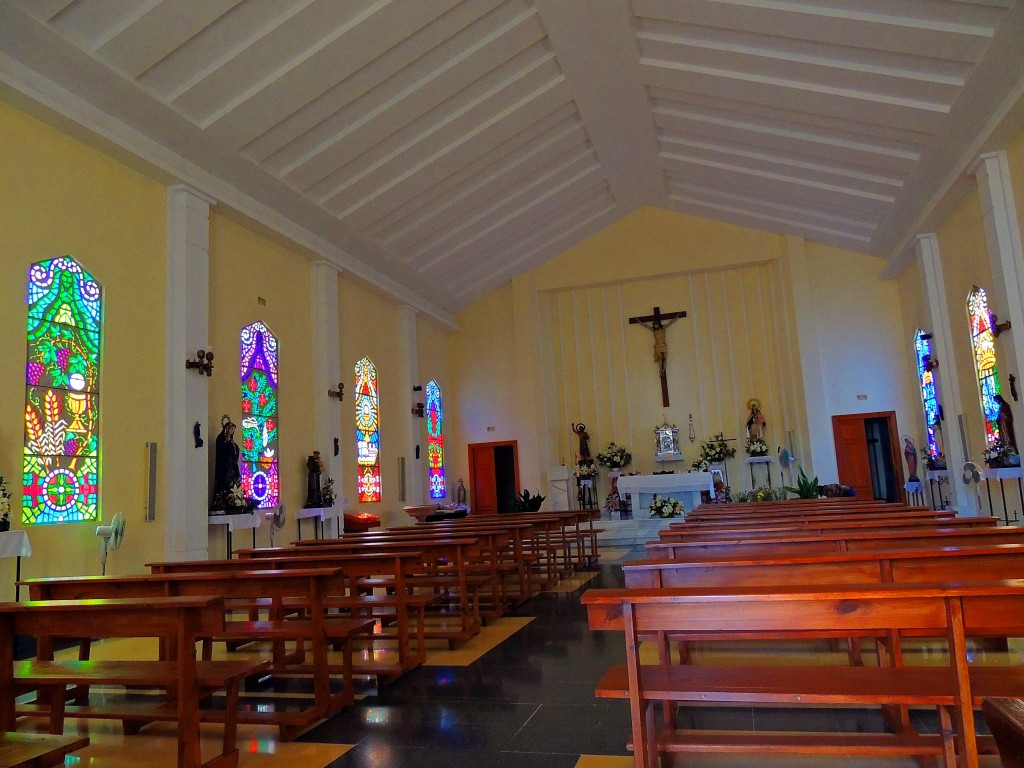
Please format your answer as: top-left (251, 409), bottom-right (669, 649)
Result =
top-left (0, 102), bottom-right (167, 595)
top-left (207, 212), bottom-right (315, 552)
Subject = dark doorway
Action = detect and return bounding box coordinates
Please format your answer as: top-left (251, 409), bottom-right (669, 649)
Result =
top-left (467, 441), bottom-right (520, 516)
top-left (833, 411), bottom-right (905, 503)
top-left (865, 417), bottom-right (899, 502)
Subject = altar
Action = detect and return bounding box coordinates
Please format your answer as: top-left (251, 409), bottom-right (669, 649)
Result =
top-left (616, 472), bottom-right (715, 518)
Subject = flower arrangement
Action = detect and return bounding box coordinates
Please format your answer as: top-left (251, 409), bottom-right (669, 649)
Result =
top-left (734, 486), bottom-right (787, 502)
top-left (983, 440), bottom-right (1020, 468)
top-left (575, 461), bottom-right (597, 479)
top-left (745, 436), bottom-right (768, 457)
top-left (692, 432), bottom-right (736, 471)
top-left (649, 494), bottom-right (683, 518)
top-left (0, 474), bottom-right (11, 531)
top-left (321, 476), bottom-right (337, 507)
top-left (925, 453), bottom-right (946, 471)
top-left (225, 481), bottom-right (258, 513)
top-left (596, 442), bottom-right (632, 469)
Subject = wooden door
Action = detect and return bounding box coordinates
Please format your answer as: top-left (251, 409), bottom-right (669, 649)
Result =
top-left (470, 445), bottom-right (497, 516)
top-left (833, 412), bottom-right (905, 502)
top-left (833, 415), bottom-right (873, 499)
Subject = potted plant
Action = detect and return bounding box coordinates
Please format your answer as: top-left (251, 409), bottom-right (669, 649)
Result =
top-left (692, 432), bottom-right (736, 471)
top-left (511, 489), bottom-right (545, 512)
top-left (783, 467), bottom-right (820, 499)
top-left (321, 476), bottom-right (337, 507)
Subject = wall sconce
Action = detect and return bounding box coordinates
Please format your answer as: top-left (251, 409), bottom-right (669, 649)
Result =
top-left (411, 403), bottom-right (424, 418)
top-left (185, 349), bottom-right (214, 376)
top-left (992, 312), bottom-right (1012, 337)
top-left (412, 385), bottom-right (422, 392)
top-left (328, 382), bottom-right (344, 401)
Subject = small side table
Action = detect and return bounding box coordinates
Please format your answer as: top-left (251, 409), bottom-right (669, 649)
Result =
top-left (744, 455), bottom-right (773, 488)
top-left (0, 530), bottom-right (32, 601)
top-left (904, 480), bottom-right (924, 506)
top-left (982, 466), bottom-right (1023, 524)
top-left (925, 470), bottom-right (949, 510)
top-left (208, 511), bottom-right (263, 557)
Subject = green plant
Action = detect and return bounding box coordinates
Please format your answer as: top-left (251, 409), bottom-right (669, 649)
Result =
top-left (784, 467), bottom-right (820, 499)
top-left (511, 489), bottom-right (545, 512)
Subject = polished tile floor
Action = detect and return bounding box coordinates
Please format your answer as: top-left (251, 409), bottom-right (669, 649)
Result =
top-left (25, 547), bottom-right (1016, 767)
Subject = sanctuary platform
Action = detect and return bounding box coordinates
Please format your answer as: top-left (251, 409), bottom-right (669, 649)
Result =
top-left (593, 514), bottom-right (679, 547)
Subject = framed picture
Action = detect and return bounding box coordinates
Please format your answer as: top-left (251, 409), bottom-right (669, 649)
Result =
top-left (654, 421), bottom-right (683, 462)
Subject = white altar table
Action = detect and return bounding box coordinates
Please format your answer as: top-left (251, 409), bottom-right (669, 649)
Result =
top-left (0, 530), bottom-right (31, 601)
top-left (617, 472), bottom-right (715, 518)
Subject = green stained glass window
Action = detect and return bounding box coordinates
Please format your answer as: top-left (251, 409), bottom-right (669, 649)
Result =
top-left (23, 256), bottom-right (101, 525)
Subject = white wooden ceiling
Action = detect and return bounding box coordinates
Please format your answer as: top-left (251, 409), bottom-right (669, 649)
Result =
top-left (2, 0), bottom-right (1023, 317)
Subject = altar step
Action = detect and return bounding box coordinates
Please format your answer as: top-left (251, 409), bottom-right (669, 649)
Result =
top-left (594, 515), bottom-right (679, 547)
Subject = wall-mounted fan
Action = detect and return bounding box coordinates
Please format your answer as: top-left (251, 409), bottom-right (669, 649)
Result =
top-left (95, 512), bottom-right (126, 575)
top-left (264, 505), bottom-right (286, 548)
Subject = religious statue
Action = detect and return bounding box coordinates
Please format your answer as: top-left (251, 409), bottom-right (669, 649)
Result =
top-left (456, 479), bottom-right (467, 506)
top-left (746, 399), bottom-right (766, 441)
top-left (572, 422), bottom-right (592, 461)
top-left (996, 394), bottom-right (1018, 454)
top-left (305, 451), bottom-right (324, 508)
top-left (628, 305), bottom-right (687, 407)
top-left (211, 414), bottom-right (240, 509)
top-left (903, 436), bottom-right (920, 482)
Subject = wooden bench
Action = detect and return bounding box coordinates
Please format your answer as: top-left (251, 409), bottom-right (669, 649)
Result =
top-left (1, 596), bottom-right (261, 768)
top-left (668, 508), bottom-right (960, 531)
top-left (148, 552), bottom-right (430, 680)
top-left (582, 582), bottom-right (1024, 768)
top-left (645, 524), bottom-right (1024, 559)
top-left (0, 732), bottom-right (88, 767)
top-left (657, 515), bottom-right (999, 541)
top-left (983, 698), bottom-right (1024, 768)
top-left (20, 568), bottom-right (371, 739)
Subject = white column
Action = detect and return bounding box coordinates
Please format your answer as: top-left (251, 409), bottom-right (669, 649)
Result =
top-left (396, 305), bottom-right (423, 507)
top-left (782, 236), bottom-right (834, 479)
top-left (917, 234), bottom-right (976, 515)
top-left (164, 185), bottom-right (216, 559)
top-left (310, 261), bottom-right (344, 505)
top-left (973, 151), bottom-right (1024, 380)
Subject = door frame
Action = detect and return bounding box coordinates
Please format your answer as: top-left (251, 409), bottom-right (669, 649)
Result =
top-left (831, 411), bottom-right (906, 504)
top-left (467, 440), bottom-right (520, 515)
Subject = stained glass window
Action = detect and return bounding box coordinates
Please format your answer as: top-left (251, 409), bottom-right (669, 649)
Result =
top-left (425, 379), bottom-right (445, 499)
top-left (23, 256), bottom-right (101, 525)
top-left (240, 321), bottom-right (279, 509)
top-left (355, 357), bottom-right (381, 502)
top-left (967, 286), bottom-right (1001, 445)
top-left (914, 330), bottom-right (943, 465)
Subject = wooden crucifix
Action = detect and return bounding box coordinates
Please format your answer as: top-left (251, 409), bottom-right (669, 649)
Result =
top-left (629, 305), bottom-right (687, 407)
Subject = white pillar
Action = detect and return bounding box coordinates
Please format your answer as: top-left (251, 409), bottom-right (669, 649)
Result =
top-left (973, 151), bottom-right (1024, 380)
top-left (782, 236), bottom-right (834, 479)
top-left (310, 261), bottom-right (344, 509)
top-left (396, 305), bottom-right (423, 507)
top-left (164, 185), bottom-right (216, 559)
top-left (917, 234), bottom-right (976, 515)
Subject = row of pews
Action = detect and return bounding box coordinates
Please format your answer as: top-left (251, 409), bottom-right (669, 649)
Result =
top-left (583, 496), bottom-right (1024, 768)
top-left (1, 508), bottom-right (599, 768)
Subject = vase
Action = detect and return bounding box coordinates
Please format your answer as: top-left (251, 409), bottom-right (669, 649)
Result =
top-left (0, 517), bottom-right (9, 532)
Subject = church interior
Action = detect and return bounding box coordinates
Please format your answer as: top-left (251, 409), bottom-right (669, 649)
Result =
top-left (2, 1), bottom-right (1024, 767)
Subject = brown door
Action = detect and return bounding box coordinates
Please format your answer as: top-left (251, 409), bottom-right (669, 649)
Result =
top-left (468, 441), bottom-right (520, 515)
top-left (833, 411), bottom-right (905, 503)
top-left (470, 444), bottom-right (497, 516)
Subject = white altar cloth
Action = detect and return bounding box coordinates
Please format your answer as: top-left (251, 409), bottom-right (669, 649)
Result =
top-left (617, 472), bottom-right (715, 517)
top-left (0, 530), bottom-right (31, 559)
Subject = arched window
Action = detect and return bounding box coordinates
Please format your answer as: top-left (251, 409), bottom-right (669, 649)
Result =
top-left (355, 357), bottom-right (381, 502)
top-left (240, 321), bottom-right (279, 509)
top-left (425, 379), bottom-right (445, 499)
top-left (967, 286), bottom-right (1001, 445)
top-left (23, 256), bottom-right (101, 525)
top-left (914, 330), bottom-right (944, 466)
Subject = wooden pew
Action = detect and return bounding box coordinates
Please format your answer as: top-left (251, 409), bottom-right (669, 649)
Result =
top-left (645, 525), bottom-right (1024, 559)
top-left (147, 552), bottom-right (428, 680)
top-left (983, 698), bottom-right (1024, 768)
top-left (1, 596), bottom-right (260, 768)
top-left (582, 582), bottom-right (1024, 768)
top-left (657, 515), bottom-right (999, 541)
top-left (684, 501), bottom-right (931, 521)
top-left (19, 568), bottom-right (371, 740)
top-left (0, 732), bottom-right (89, 768)
top-left (667, 508), bottom-right (958, 530)
top-left (241, 537), bottom-right (487, 646)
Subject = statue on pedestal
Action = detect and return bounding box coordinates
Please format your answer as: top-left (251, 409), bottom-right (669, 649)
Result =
top-left (211, 415), bottom-right (240, 510)
top-left (305, 451), bottom-right (324, 508)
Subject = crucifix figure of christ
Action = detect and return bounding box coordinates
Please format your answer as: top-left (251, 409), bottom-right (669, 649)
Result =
top-left (629, 305), bottom-right (687, 407)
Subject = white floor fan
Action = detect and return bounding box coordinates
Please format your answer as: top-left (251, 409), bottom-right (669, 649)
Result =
top-left (264, 505), bottom-right (286, 547)
top-left (962, 461), bottom-right (983, 512)
top-left (95, 512), bottom-right (126, 575)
